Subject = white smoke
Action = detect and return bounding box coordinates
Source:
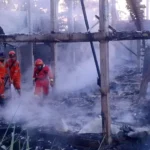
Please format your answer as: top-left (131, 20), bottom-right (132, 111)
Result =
top-left (0, 10), bottom-right (27, 34)
top-left (56, 56), bottom-right (97, 93)
top-left (55, 42), bottom-right (118, 93)
top-left (1, 88), bottom-right (68, 132)
top-left (0, 0), bottom-right (140, 135)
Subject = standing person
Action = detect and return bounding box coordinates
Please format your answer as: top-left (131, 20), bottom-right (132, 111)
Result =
top-left (33, 59), bottom-right (54, 98)
top-left (5, 50), bottom-right (21, 95)
top-left (0, 52), bottom-right (7, 99)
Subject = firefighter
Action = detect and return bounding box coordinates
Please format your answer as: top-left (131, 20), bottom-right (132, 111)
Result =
top-left (0, 52), bottom-right (7, 99)
top-left (5, 50), bottom-right (21, 95)
top-left (33, 59), bottom-right (54, 98)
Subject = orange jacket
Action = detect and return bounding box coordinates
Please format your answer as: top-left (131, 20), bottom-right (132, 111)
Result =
top-left (0, 61), bottom-right (7, 79)
top-left (5, 59), bottom-right (21, 80)
top-left (33, 65), bottom-right (53, 81)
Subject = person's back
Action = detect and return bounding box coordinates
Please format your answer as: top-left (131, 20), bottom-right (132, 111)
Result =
top-left (5, 51), bottom-right (21, 95)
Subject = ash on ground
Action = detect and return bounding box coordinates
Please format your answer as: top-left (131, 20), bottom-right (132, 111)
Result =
top-left (0, 64), bottom-right (150, 150)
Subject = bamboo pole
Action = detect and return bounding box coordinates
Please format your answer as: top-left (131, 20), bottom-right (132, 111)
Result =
top-left (99, 0), bottom-right (111, 144)
top-left (50, 0), bottom-right (58, 88)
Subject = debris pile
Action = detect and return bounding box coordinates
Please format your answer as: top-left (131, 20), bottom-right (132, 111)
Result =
top-left (110, 64), bottom-right (141, 97)
top-left (0, 62), bottom-right (149, 149)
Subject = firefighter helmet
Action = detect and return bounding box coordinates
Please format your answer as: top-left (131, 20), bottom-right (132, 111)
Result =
top-left (9, 50), bottom-right (16, 58)
top-left (35, 59), bottom-right (44, 66)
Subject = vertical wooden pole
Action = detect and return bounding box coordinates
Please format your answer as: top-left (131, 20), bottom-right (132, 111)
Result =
top-left (27, 0), bottom-right (34, 83)
top-left (99, 0), bottom-right (111, 144)
top-left (146, 0), bottom-right (149, 19)
top-left (68, 0), bottom-right (74, 32)
top-left (137, 40), bottom-right (141, 72)
top-left (27, 0), bottom-right (31, 34)
top-left (16, 47), bottom-right (21, 72)
top-left (50, 0), bottom-right (58, 86)
top-left (67, 0), bottom-right (75, 68)
top-left (111, 0), bottom-right (117, 26)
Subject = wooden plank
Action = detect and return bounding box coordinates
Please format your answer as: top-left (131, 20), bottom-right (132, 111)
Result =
top-left (0, 32), bottom-right (102, 42)
top-left (99, 0), bottom-right (111, 144)
top-left (1, 31), bottom-right (150, 43)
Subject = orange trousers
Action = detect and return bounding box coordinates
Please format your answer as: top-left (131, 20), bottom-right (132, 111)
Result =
top-left (34, 79), bottom-right (49, 96)
top-left (10, 77), bottom-right (21, 90)
top-left (0, 79), bottom-right (5, 98)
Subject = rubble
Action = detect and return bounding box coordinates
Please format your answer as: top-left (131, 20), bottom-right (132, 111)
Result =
top-left (0, 63), bottom-right (149, 149)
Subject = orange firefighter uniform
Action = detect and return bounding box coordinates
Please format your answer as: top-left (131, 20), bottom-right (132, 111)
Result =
top-left (33, 59), bottom-right (54, 97)
top-left (5, 51), bottom-right (21, 95)
top-left (0, 52), bottom-right (7, 99)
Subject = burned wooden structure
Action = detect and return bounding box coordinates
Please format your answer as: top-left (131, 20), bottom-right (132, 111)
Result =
top-left (1, 0), bottom-right (150, 146)
top-left (2, 31), bottom-right (150, 42)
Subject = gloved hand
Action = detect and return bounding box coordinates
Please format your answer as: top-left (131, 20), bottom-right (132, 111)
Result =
top-left (50, 79), bottom-right (54, 87)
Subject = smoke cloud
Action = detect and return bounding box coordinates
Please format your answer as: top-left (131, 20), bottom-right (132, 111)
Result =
top-left (0, 0), bottom-right (140, 135)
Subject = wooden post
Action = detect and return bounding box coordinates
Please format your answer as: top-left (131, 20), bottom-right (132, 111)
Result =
top-left (146, 0), bottom-right (149, 19)
top-left (27, 0), bottom-right (34, 83)
top-left (67, 0), bottom-right (74, 32)
top-left (99, 0), bottom-right (111, 144)
top-left (27, 0), bottom-right (31, 34)
top-left (111, 0), bottom-right (117, 27)
top-left (67, 0), bottom-right (76, 68)
top-left (137, 40), bottom-right (141, 72)
top-left (16, 47), bottom-right (21, 72)
top-left (50, 0), bottom-right (58, 87)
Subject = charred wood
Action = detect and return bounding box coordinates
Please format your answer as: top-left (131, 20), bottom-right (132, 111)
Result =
top-left (1, 31), bottom-right (150, 43)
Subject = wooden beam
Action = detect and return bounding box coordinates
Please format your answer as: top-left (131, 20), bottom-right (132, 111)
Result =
top-left (99, 0), bottom-right (111, 144)
top-left (0, 32), bottom-right (102, 42)
top-left (1, 31), bottom-right (150, 43)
